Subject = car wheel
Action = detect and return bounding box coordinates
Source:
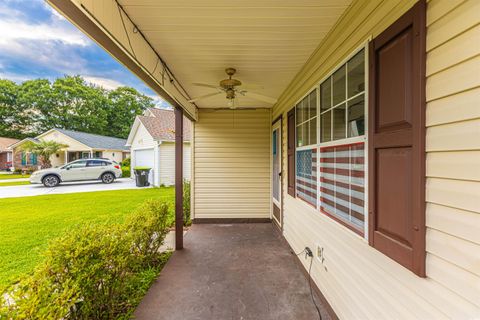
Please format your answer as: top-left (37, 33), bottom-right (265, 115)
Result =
top-left (43, 175), bottom-right (60, 187)
top-left (101, 172), bottom-right (115, 184)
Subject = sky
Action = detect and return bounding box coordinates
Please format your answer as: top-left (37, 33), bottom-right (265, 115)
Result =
top-left (0, 0), bottom-right (169, 107)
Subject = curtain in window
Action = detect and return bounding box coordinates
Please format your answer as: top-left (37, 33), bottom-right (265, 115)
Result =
top-left (296, 148), bottom-right (317, 206)
top-left (319, 142), bottom-right (365, 232)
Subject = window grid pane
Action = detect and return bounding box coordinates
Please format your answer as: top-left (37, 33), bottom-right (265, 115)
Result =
top-left (319, 48), bottom-right (365, 144)
top-left (296, 148), bottom-right (317, 207)
top-left (295, 88), bottom-right (318, 147)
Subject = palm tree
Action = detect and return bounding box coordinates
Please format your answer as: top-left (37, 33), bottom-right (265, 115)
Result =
top-left (19, 140), bottom-right (68, 169)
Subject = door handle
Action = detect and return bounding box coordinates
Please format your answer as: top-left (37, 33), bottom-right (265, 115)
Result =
top-left (278, 171), bottom-right (282, 177)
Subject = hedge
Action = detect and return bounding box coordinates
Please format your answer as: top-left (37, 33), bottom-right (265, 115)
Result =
top-left (0, 199), bottom-right (172, 319)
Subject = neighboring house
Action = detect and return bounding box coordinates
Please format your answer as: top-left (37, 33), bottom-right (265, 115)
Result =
top-left (50, 0), bottom-right (480, 318)
top-left (9, 129), bottom-right (130, 171)
top-left (0, 137), bottom-right (20, 170)
top-left (126, 108), bottom-right (191, 186)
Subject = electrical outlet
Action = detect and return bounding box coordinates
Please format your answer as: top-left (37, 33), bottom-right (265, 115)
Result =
top-left (316, 244), bottom-right (325, 264)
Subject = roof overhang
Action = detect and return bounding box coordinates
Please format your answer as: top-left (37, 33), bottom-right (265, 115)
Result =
top-left (46, 0), bottom-right (351, 116)
top-left (125, 117), bottom-right (142, 146)
top-left (47, 0), bottom-right (198, 121)
top-left (7, 138), bottom-right (40, 150)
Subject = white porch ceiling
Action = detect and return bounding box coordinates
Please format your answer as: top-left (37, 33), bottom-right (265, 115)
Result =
top-left (118, 0), bottom-right (352, 109)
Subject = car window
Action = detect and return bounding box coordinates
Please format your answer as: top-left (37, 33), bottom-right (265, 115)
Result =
top-left (87, 160), bottom-right (107, 167)
top-left (69, 160), bottom-right (87, 169)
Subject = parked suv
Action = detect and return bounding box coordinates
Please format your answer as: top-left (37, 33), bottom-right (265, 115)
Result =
top-left (30, 159), bottom-right (122, 187)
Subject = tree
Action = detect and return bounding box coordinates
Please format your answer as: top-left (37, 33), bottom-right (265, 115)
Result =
top-left (106, 87), bottom-right (154, 138)
top-left (0, 79), bottom-right (30, 139)
top-left (19, 140), bottom-right (68, 169)
top-left (0, 75), bottom-right (155, 139)
top-left (50, 76), bottom-right (109, 135)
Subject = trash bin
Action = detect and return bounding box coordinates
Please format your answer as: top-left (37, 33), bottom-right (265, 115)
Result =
top-left (134, 167), bottom-right (151, 187)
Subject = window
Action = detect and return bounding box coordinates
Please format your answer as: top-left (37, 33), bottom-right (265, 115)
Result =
top-left (294, 89), bottom-right (318, 205)
top-left (293, 46), bottom-right (367, 235)
top-left (317, 48), bottom-right (366, 234)
top-left (87, 160), bottom-right (107, 167)
top-left (68, 160), bottom-right (87, 169)
top-left (295, 90), bottom-right (317, 147)
top-left (94, 151), bottom-right (102, 158)
top-left (320, 50), bottom-right (365, 143)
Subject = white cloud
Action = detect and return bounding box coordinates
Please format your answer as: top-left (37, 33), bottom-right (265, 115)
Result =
top-left (83, 76), bottom-right (125, 90)
top-left (0, 18), bottom-right (89, 47)
top-left (0, 71), bottom-right (32, 82)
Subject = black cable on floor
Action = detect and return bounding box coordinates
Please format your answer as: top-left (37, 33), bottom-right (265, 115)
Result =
top-left (308, 256), bottom-right (322, 320)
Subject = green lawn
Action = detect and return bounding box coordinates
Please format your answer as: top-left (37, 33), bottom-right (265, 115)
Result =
top-left (0, 181), bottom-right (30, 187)
top-left (0, 174), bottom-right (30, 180)
top-left (0, 187), bottom-right (174, 292)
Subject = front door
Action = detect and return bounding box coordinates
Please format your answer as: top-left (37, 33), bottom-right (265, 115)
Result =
top-left (272, 120), bottom-right (282, 227)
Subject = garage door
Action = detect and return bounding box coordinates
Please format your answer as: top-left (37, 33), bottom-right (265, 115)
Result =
top-left (134, 149), bottom-right (154, 184)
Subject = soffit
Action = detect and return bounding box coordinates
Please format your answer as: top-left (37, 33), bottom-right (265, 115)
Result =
top-left (118, 0), bottom-right (352, 109)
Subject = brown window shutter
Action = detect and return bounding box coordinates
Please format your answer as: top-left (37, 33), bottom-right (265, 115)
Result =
top-left (368, 0), bottom-right (426, 276)
top-left (287, 108), bottom-right (296, 197)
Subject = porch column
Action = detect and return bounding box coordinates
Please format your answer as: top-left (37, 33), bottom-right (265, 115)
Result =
top-left (64, 150), bottom-right (68, 164)
top-left (175, 107), bottom-right (184, 250)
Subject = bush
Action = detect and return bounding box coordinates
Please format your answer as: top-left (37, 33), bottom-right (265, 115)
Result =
top-left (122, 166), bottom-right (131, 178)
top-left (183, 179), bottom-right (191, 226)
top-left (0, 200), bottom-right (172, 319)
top-left (125, 200), bottom-right (171, 265)
top-left (121, 157), bottom-right (131, 167)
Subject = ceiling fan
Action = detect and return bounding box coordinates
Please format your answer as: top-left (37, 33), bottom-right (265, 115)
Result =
top-left (188, 68), bottom-right (277, 108)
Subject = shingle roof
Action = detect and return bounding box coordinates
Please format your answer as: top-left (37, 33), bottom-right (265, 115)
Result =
top-left (54, 129), bottom-right (129, 151)
top-left (138, 108), bottom-right (191, 141)
top-left (0, 137), bottom-right (20, 152)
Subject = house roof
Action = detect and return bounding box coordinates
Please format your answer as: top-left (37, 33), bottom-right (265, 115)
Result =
top-left (0, 137), bottom-right (20, 152)
top-left (48, 129), bottom-right (129, 151)
top-left (6, 137), bottom-right (39, 150)
top-left (138, 108), bottom-right (192, 142)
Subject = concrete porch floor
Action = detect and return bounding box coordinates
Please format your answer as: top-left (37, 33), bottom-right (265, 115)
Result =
top-left (134, 223), bottom-right (332, 320)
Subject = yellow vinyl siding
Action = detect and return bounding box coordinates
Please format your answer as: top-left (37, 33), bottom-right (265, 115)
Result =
top-left (425, 0), bottom-right (480, 309)
top-left (274, 0), bottom-right (480, 318)
top-left (193, 109), bottom-right (270, 219)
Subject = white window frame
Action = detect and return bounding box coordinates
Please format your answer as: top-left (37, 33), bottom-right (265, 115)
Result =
top-left (293, 41), bottom-right (370, 240)
top-left (295, 89), bottom-right (318, 149)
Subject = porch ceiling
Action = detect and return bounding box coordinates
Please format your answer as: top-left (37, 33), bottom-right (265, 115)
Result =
top-left (118, 0), bottom-right (352, 109)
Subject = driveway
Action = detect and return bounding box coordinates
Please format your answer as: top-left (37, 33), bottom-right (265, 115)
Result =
top-left (0, 178), bottom-right (147, 199)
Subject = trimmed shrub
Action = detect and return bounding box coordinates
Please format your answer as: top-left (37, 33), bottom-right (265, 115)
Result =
top-left (121, 157), bottom-right (131, 167)
top-left (0, 200), bottom-right (172, 319)
top-left (122, 166), bottom-right (131, 178)
top-left (125, 200), bottom-right (171, 265)
top-left (183, 179), bottom-right (191, 226)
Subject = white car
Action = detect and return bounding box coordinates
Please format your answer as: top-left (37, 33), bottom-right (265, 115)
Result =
top-left (30, 159), bottom-right (122, 187)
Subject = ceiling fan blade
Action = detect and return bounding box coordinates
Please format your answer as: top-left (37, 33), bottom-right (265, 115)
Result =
top-left (238, 84), bottom-right (264, 90)
top-left (192, 83), bottom-right (221, 89)
top-left (188, 92), bottom-right (222, 103)
top-left (242, 91), bottom-right (277, 104)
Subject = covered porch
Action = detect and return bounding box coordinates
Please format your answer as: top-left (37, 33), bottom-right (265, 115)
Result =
top-left (47, 0), bottom-right (480, 318)
top-left (135, 223), bottom-right (331, 320)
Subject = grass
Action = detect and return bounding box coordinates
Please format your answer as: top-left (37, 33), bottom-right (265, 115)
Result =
top-left (0, 187), bottom-right (174, 292)
top-left (0, 174), bottom-right (30, 180)
top-left (0, 181), bottom-right (30, 187)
